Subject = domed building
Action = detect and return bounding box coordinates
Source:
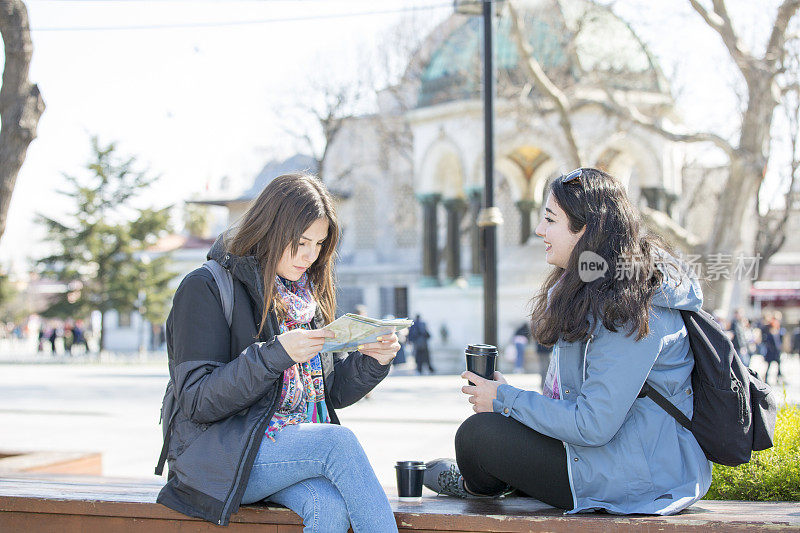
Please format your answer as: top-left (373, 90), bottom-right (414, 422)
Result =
top-left (321, 0), bottom-right (684, 367)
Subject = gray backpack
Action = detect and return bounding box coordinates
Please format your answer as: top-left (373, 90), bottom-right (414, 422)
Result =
top-left (201, 259), bottom-right (234, 326)
top-left (155, 259), bottom-right (234, 475)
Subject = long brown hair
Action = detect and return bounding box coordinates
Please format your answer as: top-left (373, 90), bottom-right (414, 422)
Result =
top-left (226, 173), bottom-right (339, 334)
top-left (530, 168), bottom-right (676, 346)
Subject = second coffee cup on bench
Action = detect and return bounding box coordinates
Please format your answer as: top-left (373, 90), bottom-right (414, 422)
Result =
top-left (465, 344), bottom-right (498, 385)
top-left (395, 461), bottom-right (426, 502)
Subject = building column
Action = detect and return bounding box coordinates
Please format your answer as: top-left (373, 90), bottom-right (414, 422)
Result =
top-left (444, 198), bottom-right (467, 281)
top-left (516, 200), bottom-right (536, 244)
top-left (664, 192), bottom-right (679, 218)
top-left (468, 189), bottom-right (483, 279)
top-left (418, 193), bottom-right (441, 285)
top-left (640, 186), bottom-right (667, 212)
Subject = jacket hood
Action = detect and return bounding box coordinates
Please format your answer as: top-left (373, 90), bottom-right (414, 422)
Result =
top-left (207, 232), bottom-right (228, 264)
top-left (651, 262), bottom-right (704, 312)
top-left (207, 232), bottom-right (266, 315)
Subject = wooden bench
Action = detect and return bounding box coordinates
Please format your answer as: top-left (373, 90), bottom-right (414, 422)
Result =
top-left (0, 473), bottom-right (798, 532)
top-left (0, 451), bottom-right (102, 476)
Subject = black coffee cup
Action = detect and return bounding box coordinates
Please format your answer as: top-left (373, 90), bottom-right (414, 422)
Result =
top-left (465, 344), bottom-right (498, 385)
top-left (395, 461), bottom-right (426, 501)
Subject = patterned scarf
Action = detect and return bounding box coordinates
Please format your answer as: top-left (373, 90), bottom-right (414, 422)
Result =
top-left (265, 273), bottom-right (330, 441)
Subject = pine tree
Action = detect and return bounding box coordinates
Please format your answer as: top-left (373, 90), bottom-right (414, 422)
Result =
top-left (0, 268), bottom-right (19, 322)
top-left (37, 138), bottom-right (174, 351)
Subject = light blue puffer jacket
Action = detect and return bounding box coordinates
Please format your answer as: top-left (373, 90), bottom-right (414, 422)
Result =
top-left (493, 273), bottom-right (712, 515)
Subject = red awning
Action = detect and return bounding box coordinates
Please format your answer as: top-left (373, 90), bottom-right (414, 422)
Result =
top-left (750, 284), bottom-right (800, 302)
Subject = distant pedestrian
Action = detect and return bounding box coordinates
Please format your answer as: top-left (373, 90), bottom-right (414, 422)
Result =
top-left (37, 327), bottom-right (46, 352)
top-left (760, 311), bottom-right (785, 384)
top-left (408, 314), bottom-right (434, 374)
top-left (48, 324), bottom-right (60, 355)
top-left (512, 323), bottom-right (530, 373)
top-left (440, 323), bottom-right (449, 345)
top-left (72, 320), bottom-right (90, 353)
top-left (64, 320), bottom-right (74, 356)
top-left (150, 323), bottom-right (165, 351)
top-left (728, 308), bottom-right (751, 367)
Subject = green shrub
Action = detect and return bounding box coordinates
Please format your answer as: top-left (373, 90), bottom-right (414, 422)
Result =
top-left (705, 403), bottom-right (800, 501)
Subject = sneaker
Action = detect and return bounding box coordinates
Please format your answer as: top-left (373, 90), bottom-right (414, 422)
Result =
top-left (423, 458), bottom-right (517, 499)
top-left (423, 458), bottom-right (470, 498)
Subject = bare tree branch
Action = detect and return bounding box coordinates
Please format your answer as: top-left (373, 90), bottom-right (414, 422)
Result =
top-left (688, 0), bottom-right (752, 74)
top-left (765, 0), bottom-right (800, 68)
top-left (782, 81), bottom-right (800, 94)
top-left (508, 1), bottom-right (581, 167)
top-left (755, 46), bottom-right (800, 275)
top-left (575, 95), bottom-right (736, 156)
top-left (640, 205), bottom-right (702, 253)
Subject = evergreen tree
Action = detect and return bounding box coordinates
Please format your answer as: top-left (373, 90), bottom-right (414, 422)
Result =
top-left (0, 269), bottom-right (15, 305)
top-left (183, 202), bottom-right (211, 238)
top-left (37, 138), bottom-right (174, 351)
top-left (0, 268), bottom-right (19, 322)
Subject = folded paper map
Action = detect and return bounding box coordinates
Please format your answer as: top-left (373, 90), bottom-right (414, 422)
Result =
top-left (321, 314), bottom-right (414, 353)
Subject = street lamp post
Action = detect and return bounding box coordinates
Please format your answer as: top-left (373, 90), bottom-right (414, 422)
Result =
top-left (455, 0), bottom-right (503, 347)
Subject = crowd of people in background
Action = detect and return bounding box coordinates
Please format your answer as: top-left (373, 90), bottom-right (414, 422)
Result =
top-left (377, 305), bottom-right (800, 387)
top-left (494, 307), bottom-right (800, 390)
top-left (3, 305), bottom-right (798, 376)
top-left (719, 308), bottom-right (800, 384)
top-left (36, 319), bottom-right (91, 355)
top-left (0, 321), bottom-right (27, 340)
top-left (0, 317), bottom-right (94, 356)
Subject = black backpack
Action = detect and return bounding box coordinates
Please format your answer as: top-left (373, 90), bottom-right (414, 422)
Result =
top-left (638, 309), bottom-right (778, 466)
top-left (155, 260), bottom-right (233, 476)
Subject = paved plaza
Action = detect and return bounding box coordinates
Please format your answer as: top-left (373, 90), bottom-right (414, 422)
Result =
top-left (0, 353), bottom-right (797, 494)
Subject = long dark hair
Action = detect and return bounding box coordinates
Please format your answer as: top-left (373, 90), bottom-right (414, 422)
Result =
top-left (226, 173), bottom-right (339, 334)
top-left (530, 168), bottom-right (674, 345)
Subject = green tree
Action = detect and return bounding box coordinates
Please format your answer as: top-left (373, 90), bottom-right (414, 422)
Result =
top-left (182, 202), bottom-right (211, 238)
top-left (0, 269), bottom-right (14, 304)
top-left (37, 138), bottom-right (174, 351)
top-left (0, 268), bottom-right (18, 322)
top-left (137, 254), bottom-right (174, 327)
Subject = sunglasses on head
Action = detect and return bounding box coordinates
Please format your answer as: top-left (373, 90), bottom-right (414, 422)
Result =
top-left (562, 168), bottom-right (584, 184)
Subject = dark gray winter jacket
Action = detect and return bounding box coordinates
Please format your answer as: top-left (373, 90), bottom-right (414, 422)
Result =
top-left (156, 238), bottom-right (390, 525)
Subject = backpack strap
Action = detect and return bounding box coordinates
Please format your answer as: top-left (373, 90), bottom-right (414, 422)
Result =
top-left (638, 382), bottom-right (692, 431)
top-left (154, 411), bottom-right (174, 475)
top-left (203, 259), bottom-right (234, 327)
top-left (155, 442), bottom-right (169, 475)
top-left (155, 381), bottom-right (176, 475)
top-left (155, 261), bottom-right (234, 475)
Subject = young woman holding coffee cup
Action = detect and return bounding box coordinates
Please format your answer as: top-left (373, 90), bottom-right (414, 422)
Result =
top-left (157, 173), bottom-right (401, 532)
top-left (425, 168), bottom-right (711, 515)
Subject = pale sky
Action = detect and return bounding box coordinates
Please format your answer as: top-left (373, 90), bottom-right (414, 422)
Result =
top-left (0, 0), bottom-right (452, 270)
top-left (0, 0), bottom-right (792, 272)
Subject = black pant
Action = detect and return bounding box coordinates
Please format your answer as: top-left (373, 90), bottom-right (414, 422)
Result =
top-left (455, 412), bottom-right (574, 510)
top-left (414, 345), bottom-right (434, 373)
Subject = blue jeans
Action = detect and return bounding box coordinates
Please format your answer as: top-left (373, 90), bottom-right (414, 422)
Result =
top-left (241, 423), bottom-right (397, 533)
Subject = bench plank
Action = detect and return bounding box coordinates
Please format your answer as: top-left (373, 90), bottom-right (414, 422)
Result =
top-left (1, 474), bottom-right (798, 532)
top-left (0, 451), bottom-right (102, 476)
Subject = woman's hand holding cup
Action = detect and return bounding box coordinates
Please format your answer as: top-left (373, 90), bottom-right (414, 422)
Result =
top-left (277, 328), bottom-right (336, 363)
top-left (461, 371), bottom-right (507, 413)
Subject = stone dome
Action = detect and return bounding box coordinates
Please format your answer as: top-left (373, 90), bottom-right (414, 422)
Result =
top-left (416, 0), bottom-right (667, 108)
